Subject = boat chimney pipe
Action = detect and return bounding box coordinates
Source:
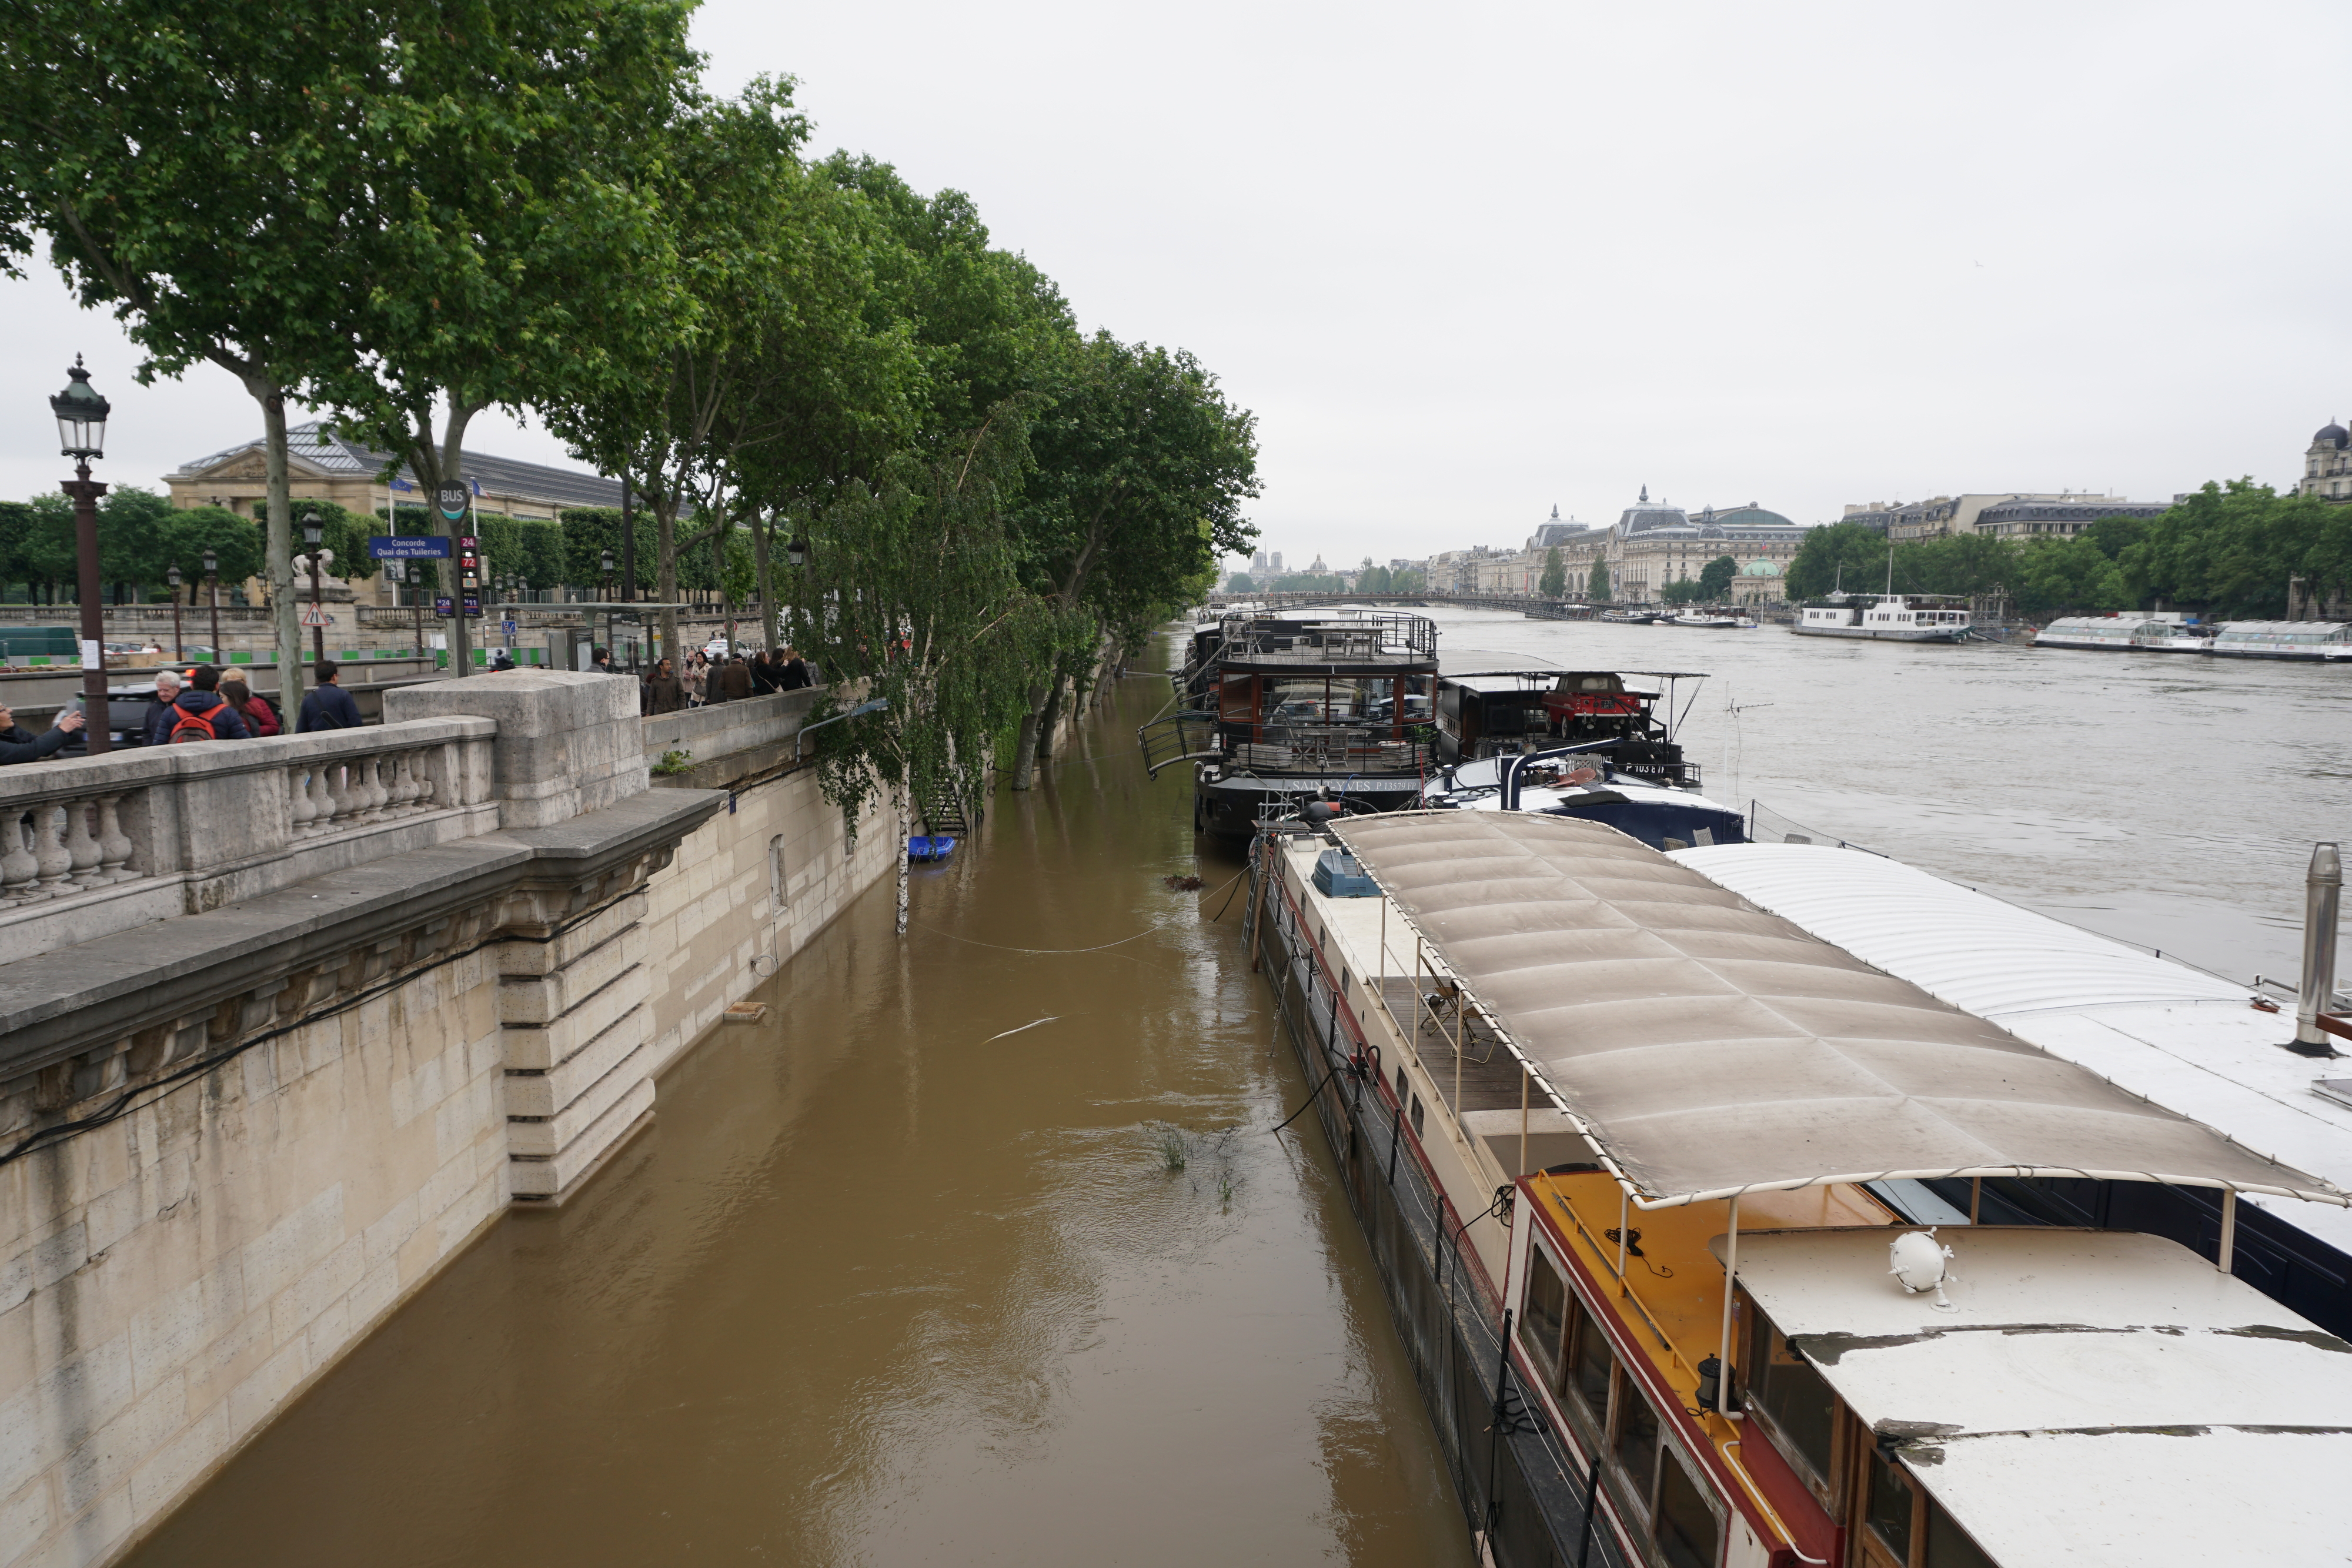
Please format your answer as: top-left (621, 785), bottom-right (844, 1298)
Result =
top-left (2294, 841), bottom-right (2343, 1055)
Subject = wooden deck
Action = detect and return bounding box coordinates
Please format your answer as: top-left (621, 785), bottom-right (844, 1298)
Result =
top-left (1377, 977), bottom-right (1533, 1116)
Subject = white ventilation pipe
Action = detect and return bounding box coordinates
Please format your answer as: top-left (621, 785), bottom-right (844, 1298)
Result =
top-left (2296, 841), bottom-right (2342, 1054)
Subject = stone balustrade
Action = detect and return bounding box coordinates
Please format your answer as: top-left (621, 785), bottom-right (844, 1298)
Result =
top-left (0, 718), bottom-right (498, 963)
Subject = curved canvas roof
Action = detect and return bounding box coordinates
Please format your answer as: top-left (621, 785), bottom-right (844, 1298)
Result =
top-left (1329, 811), bottom-right (2344, 1211)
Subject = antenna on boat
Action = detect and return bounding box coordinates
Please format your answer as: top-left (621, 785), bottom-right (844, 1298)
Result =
top-left (1886, 542), bottom-right (1895, 597)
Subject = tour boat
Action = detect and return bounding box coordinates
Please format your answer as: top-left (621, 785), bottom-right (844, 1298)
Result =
top-left (1792, 594), bottom-right (1972, 643)
top-left (2031, 612), bottom-right (2213, 653)
top-left (2208, 620), bottom-right (2352, 661)
top-left (1599, 609), bottom-right (1665, 625)
top-left (1245, 810), bottom-right (2352, 1568)
top-left (1668, 611), bottom-right (1758, 628)
top-left (1145, 607), bottom-right (1441, 842)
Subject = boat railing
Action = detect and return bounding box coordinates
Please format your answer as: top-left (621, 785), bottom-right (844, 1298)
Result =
top-left (1224, 611), bottom-right (1437, 662)
top-left (1137, 710), bottom-right (1219, 779)
top-left (1227, 731), bottom-right (1438, 776)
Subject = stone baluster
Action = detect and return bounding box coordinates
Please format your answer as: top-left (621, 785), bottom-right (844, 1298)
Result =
top-left (31, 805), bottom-right (73, 896)
top-left (1, 809), bottom-right (37, 904)
top-left (326, 761), bottom-right (359, 827)
top-left (63, 801), bottom-right (103, 887)
top-left (308, 763), bottom-right (337, 829)
top-left (386, 751), bottom-right (419, 814)
top-left (362, 755), bottom-right (391, 821)
top-left (95, 794), bottom-right (136, 882)
top-left (289, 764), bottom-right (318, 835)
top-left (411, 748), bottom-right (438, 810)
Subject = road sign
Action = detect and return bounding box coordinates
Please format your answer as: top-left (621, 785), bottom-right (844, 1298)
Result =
top-left (460, 593), bottom-right (483, 617)
top-left (368, 534), bottom-right (451, 559)
top-left (300, 608), bottom-right (329, 628)
top-left (433, 596), bottom-right (455, 618)
top-left (435, 484), bottom-right (469, 523)
top-left (502, 619), bottom-right (518, 635)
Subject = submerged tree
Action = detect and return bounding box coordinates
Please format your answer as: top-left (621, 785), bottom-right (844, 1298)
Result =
top-left (786, 414), bottom-right (1058, 932)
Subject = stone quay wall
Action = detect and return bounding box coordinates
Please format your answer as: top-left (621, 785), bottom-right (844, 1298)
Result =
top-left (0, 677), bottom-right (898, 1568)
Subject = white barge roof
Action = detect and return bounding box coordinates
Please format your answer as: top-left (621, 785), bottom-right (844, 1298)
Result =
top-left (1668, 842), bottom-right (2352, 1254)
top-left (1729, 1227), bottom-right (2352, 1568)
top-left (1328, 812), bottom-right (2344, 1211)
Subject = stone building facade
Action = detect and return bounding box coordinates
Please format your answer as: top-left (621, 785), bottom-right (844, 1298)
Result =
top-left (2301, 420), bottom-right (2351, 502)
top-left (1547, 491), bottom-right (1806, 603)
top-left (1843, 492), bottom-right (2167, 540)
top-left (163, 422), bottom-right (622, 526)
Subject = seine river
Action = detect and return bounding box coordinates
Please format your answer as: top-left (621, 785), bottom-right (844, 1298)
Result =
top-left (120, 607), bottom-right (2343, 1566)
top-left (1418, 607), bottom-right (2348, 986)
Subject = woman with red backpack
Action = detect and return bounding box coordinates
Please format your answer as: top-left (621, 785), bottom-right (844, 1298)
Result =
top-left (168, 666), bottom-right (251, 742)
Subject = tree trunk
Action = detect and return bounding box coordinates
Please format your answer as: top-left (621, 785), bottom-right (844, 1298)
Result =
top-left (1034, 670), bottom-right (1066, 765)
top-left (1009, 679), bottom-right (1051, 791)
top-left (656, 487), bottom-right (681, 663)
top-left (895, 785), bottom-right (910, 937)
top-left (748, 509), bottom-right (777, 651)
top-left (258, 388), bottom-right (303, 715)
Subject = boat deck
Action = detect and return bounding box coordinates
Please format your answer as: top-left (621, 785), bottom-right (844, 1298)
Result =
top-left (1375, 977), bottom-right (1536, 1115)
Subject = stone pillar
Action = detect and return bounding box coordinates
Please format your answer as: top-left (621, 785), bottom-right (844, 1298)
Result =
top-left (495, 887), bottom-right (657, 1202)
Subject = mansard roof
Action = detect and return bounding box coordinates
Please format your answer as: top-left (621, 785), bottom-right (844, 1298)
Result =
top-left (171, 421), bottom-right (623, 510)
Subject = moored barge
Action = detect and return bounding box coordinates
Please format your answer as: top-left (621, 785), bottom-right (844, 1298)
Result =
top-left (1246, 810), bottom-right (2352, 1568)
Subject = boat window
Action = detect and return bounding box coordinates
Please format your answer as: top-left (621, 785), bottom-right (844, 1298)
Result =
top-left (1612, 1382), bottom-right (1661, 1512)
top-left (1520, 1246), bottom-right (1569, 1386)
top-left (1566, 1293), bottom-right (1613, 1427)
top-left (1653, 1446), bottom-right (1722, 1568)
top-left (1926, 1496), bottom-right (1996, 1568)
top-left (1864, 1447), bottom-right (1915, 1559)
top-left (1395, 1062), bottom-right (1408, 1101)
top-left (1409, 1095), bottom-right (1425, 1138)
top-left (1745, 1300), bottom-right (1836, 1497)
top-left (1220, 674), bottom-right (1254, 721)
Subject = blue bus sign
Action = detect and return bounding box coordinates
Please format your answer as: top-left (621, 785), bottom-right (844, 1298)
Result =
top-left (370, 536), bottom-right (452, 559)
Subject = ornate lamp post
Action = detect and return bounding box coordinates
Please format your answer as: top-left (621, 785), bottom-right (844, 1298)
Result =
top-left (166, 564), bottom-right (185, 662)
top-left (301, 510), bottom-right (326, 662)
top-left (203, 547), bottom-right (221, 660)
top-left (49, 357), bottom-right (112, 753)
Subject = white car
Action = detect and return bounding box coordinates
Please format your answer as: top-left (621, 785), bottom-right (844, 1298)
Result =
top-left (702, 638), bottom-right (732, 659)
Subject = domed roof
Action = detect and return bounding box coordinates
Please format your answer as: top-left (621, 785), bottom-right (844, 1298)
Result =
top-left (2315, 422), bottom-right (2349, 450)
top-left (1740, 559), bottom-right (1783, 577)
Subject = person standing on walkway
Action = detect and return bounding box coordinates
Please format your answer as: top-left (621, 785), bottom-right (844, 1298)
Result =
top-left (220, 677), bottom-right (279, 737)
top-left (776, 648), bottom-right (812, 691)
top-left (139, 669), bottom-right (183, 746)
top-left (296, 660), bottom-right (362, 733)
top-left (683, 652), bottom-right (707, 707)
top-left (0, 702), bottom-right (83, 764)
top-left (644, 658), bottom-right (685, 715)
top-left (170, 666), bottom-right (251, 741)
top-left (715, 655), bottom-right (752, 704)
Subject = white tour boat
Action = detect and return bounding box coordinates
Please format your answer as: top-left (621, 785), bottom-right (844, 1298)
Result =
top-left (2032, 611), bottom-right (2214, 653)
top-left (1793, 593), bottom-right (1971, 643)
top-left (2209, 620), bottom-right (2352, 661)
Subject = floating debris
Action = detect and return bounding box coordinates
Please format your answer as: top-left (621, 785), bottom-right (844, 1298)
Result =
top-left (1163, 874), bottom-right (1204, 891)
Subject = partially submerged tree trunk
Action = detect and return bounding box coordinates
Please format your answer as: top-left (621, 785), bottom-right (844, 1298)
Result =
top-left (896, 784), bottom-right (911, 936)
top-left (1033, 668), bottom-right (1066, 766)
top-left (1009, 677), bottom-right (1051, 790)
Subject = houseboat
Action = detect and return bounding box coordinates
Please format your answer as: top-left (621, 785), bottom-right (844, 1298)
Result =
top-left (1246, 810), bottom-right (2352, 1568)
top-left (1144, 608), bottom-right (1440, 841)
top-left (2031, 612), bottom-right (2213, 653)
top-left (1666, 611), bottom-right (1758, 628)
top-left (2208, 620), bottom-right (2352, 661)
top-left (1418, 748), bottom-right (1748, 851)
top-left (1434, 658), bottom-right (1707, 787)
top-left (1792, 594), bottom-right (1972, 642)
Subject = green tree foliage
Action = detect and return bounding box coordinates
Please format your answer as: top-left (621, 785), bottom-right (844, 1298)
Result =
top-left (1225, 571), bottom-right (1257, 593)
top-left (1586, 560), bottom-right (1611, 601)
top-left (1661, 575), bottom-right (1704, 607)
top-left (1783, 521), bottom-right (1890, 601)
top-left (1389, 566), bottom-right (1428, 595)
top-left (786, 417), bottom-right (1058, 894)
top-left (1538, 546), bottom-right (1566, 598)
top-left (1697, 554), bottom-right (1738, 601)
top-left (160, 507), bottom-right (268, 595)
top-left (2119, 480), bottom-right (2350, 617)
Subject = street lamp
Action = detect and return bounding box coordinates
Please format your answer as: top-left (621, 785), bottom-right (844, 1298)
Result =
top-left (202, 547), bottom-right (220, 661)
top-left (301, 510), bottom-right (326, 662)
top-left (786, 537), bottom-right (808, 568)
top-left (49, 356), bottom-right (112, 752)
top-left (166, 564), bottom-right (185, 663)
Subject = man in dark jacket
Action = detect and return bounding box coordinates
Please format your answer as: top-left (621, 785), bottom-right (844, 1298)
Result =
top-left (296, 660), bottom-right (362, 733)
top-left (713, 656), bottom-right (753, 704)
top-left (749, 651), bottom-right (780, 697)
top-left (168, 666), bottom-right (251, 741)
top-left (0, 702), bottom-right (84, 764)
top-left (776, 647), bottom-right (813, 691)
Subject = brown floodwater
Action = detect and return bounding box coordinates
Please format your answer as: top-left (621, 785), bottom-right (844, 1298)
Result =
top-left (125, 638), bottom-right (1475, 1567)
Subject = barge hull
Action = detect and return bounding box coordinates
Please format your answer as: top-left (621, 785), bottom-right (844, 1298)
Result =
top-left (1244, 841), bottom-right (1636, 1567)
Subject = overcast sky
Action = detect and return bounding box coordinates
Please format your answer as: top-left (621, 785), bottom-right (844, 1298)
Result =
top-left (6, 1), bottom-right (2346, 566)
